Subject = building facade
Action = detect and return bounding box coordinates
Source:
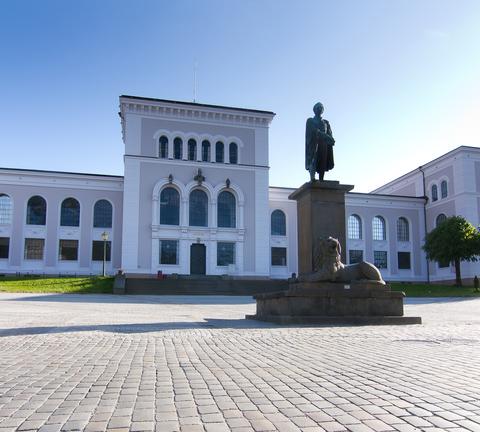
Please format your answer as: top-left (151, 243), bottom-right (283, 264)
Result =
top-left (0, 96), bottom-right (479, 282)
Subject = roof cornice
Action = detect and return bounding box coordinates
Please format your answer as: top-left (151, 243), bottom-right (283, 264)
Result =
top-left (119, 96), bottom-right (276, 138)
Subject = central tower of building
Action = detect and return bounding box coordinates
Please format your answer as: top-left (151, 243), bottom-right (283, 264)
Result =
top-left (119, 95), bottom-right (275, 276)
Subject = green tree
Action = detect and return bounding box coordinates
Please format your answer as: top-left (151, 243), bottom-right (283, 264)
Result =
top-left (423, 216), bottom-right (480, 286)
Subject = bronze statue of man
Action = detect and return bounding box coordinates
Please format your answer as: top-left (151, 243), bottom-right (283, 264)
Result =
top-left (305, 102), bottom-right (335, 181)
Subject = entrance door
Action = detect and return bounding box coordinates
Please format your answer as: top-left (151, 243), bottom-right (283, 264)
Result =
top-left (190, 243), bottom-right (206, 275)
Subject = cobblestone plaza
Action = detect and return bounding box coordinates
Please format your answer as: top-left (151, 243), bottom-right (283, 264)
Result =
top-left (0, 294), bottom-right (479, 432)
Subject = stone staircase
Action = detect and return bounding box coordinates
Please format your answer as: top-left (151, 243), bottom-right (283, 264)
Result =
top-left (124, 275), bottom-right (289, 296)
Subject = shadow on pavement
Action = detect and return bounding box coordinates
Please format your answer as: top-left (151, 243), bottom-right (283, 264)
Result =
top-left (2, 293), bottom-right (256, 305)
top-left (405, 297), bottom-right (480, 305)
top-left (0, 318), bottom-right (289, 337)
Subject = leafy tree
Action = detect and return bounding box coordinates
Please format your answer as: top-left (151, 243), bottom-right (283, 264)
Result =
top-left (423, 216), bottom-right (480, 286)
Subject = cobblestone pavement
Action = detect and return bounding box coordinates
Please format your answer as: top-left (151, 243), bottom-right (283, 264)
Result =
top-left (0, 294), bottom-right (479, 432)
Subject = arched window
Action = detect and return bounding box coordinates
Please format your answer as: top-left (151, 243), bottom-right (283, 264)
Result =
top-left (372, 216), bottom-right (386, 241)
top-left (159, 136), bottom-right (168, 158)
top-left (189, 189), bottom-right (208, 227)
top-left (174, 137), bottom-right (183, 160)
top-left (271, 210), bottom-right (286, 236)
top-left (431, 185), bottom-right (438, 202)
top-left (160, 187), bottom-right (180, 225)
top-left (0, 194), bottom-right (13, 224)
top-left (202, 140), bottom-right (211, 162)
top-left (441, 180), bottom-right (448, 198)
top-left (348, 214), bottom-right (362, 240)
top-left (397, 217), bottom-right (409, 241)
top-left (60, 198), bottom-right (80, 227)
top-left (229, 142), bottom-right (238, 164)
top-left (436, 213), bottom-right (447, 227)
top-left (26, 196), bottom-right (47, 225)
top-left (188, 139), bottom-right (197, 161)
top-left (217, 191), bottom-right (236, 228)
top-left (215, 141), bottom-right (224, 163)
top-left (93, 200), bottom-right (112, 228)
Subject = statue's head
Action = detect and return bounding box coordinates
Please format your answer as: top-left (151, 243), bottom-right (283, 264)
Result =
top-left (313, 102), bottom-right (324, 116)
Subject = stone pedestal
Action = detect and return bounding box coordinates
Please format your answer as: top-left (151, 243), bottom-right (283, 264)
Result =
top-left (246, 281), bottom-right (422, 325)
top-left (289, 181), bottom-right (354, 275)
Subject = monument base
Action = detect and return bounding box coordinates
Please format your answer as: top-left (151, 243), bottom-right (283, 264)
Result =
top-left (246, 281), bottom-right (421, 326)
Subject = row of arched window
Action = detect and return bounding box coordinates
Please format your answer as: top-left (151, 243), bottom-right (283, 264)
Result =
top-left (431, 180), bottom-right (448, 202)
top-left (160, 187), bottom-right (236, 228)
top-left (348, 214), bottom-right (410, 242)
top-left (159, 136), bottom-right (238, 164)
top-left (0, 194), bottom-right (113, 228)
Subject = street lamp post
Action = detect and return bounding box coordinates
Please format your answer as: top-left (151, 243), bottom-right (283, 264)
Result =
top-left (101, 231), bottom-right (109, 277)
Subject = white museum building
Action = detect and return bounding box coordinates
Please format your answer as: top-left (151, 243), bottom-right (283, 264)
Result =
top-left (0, 95), bottom-right (479, 283)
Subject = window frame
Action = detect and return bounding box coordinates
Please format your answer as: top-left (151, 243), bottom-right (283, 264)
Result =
top-left (24, 238), bottom-right (45, 260)
top-left (159, 135), bottom-right (168, 158)
top-left (217, 242), bottom-right (235, 267)
top-left (372, 216), bottom-right (386, 241)
top-left (91, 240), bottom-right (111, 262)
top-left (58, 239), bottom-right (79, 261)
top-left (160, 187), bottom-right (180, 226)
top-left (229, 142), bottom-right (238, 164)
top-left (60, 197), bottom-right (80, 227)
top-left (201, 140), bottom-right (211, 162)
top-left (431, 184), bottom-right (438, 202)
top-left (26, 195), bottom-right (47, 226)
top-left (173, 137), bottom-right (183, 160)
top-left (188, 139), bottom-right (197, 161)
top-left (271, 247), bottom-right (287, 266)
top-left (396, 217), bottom-right (409, 242)
top-left (0, 194), bottom-right (13, 225)
top-left (159, 240), bottom-right (179, 265)
top-left (217, 190), bottom-right (236, 228)
top-left (349, 249), bottom-right (363, 265)
top-left (373, 250), bottom-right (388, 269)
top-left (348, 214), bottom-right (362, 240)
top-left (189, 189), bottom-right (208, 227)
top-left (93, 199), bottom-right (113, 228)
top-left (397, 251), bottom-right (411, 270)
top-left (271, 209), bottom-right (286, 236)
top-left (440, 180), bottom-right (448, 199)
top-left (0, 237), bottom-right (9, 259)
top-left (215, 141), bottom-right (224, 163)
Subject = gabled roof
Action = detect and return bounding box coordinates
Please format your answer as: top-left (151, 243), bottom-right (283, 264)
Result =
top-left (372, 145), bottom-right (480, 193)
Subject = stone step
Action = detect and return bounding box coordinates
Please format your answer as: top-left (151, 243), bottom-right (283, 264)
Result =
top-left (124, 277), bottom-right (289, 296)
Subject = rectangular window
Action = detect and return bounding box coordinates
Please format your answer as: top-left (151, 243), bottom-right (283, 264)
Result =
top-left (397, 252), bottom-right (411, 270)
top-left (59, 239), bottom-right (78, 261)
top-left (438, 259), bottom-right (450, 268)
top-left (349, 249), bottom-right (363, 265)
top-left (92, 240), bottom-right (111, 261)
top-left (217, 242), bottom-right (235, 266)
top-left (160, 240), bottom-right (178, 265)
top-left (24, 238), bottom-right (45, 260)
top-left (271, 247), bottom-right (287, 266)
top-left (374, 250), bottom-right (388, 269)
top-left (0, 237), bottom-right (9, 259)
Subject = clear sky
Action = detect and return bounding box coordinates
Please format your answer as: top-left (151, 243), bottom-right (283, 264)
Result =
top-left (1, 0), bottom-right (479, 192)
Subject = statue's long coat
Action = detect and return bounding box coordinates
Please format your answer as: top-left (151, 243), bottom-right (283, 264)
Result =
top-left (305, 117), bottom-right (335, 175)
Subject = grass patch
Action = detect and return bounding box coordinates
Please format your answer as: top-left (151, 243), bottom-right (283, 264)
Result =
top-left (391, 282), bottom-right (480, 297)
top-left (0, 276), bottom-right (114, 294)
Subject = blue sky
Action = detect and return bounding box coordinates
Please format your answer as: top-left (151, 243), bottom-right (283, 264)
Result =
top-left (1, 0), bottom-right (479, 192)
